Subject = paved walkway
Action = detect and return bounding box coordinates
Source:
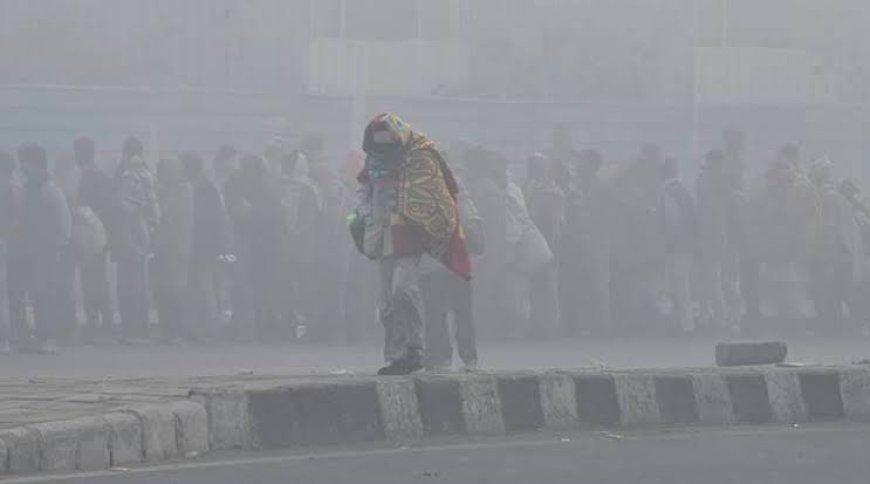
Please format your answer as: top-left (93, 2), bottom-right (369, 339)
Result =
top-left (2, 336), bottom-right (870, 432)
top-left (1, 336), bottom-right (870, 379)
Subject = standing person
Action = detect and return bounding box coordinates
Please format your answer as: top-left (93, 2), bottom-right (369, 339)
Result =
top-left (808, 158), bottom-right (858, 335)
top-left (696, 150), bottom-right (736, 333)
top-left (658, 158), bottom-right (697, 335)
top-left (304, 135), bottom-right (349, 341)
top-left (72, 137), bottom-right (115, 341)
top-left (182, 153), bottom-right (225, 340)
top-left (277, 151), bottom-right (321, 338)
top-left (112, 137), bottom-right (160, 341)
top-left (10, 144), bottom-right (72, 352)
top-left (211, 144), bottom-right (238, 326)
top-left (235, 154), bottom-right (286, 340)
top-left (0, 151), bottom-right (19, 353)
top-left (151, 158), bottom-right (193, 341)
top-left (465, 147), bottom-right (509, 338)
top-left (610, 144), bottom-right (666, 333)
top-left (352, 113), bottom-right (470, 375)
top-left (561, 149), bottom-right (613, 336)
top-left (522, 153), bottom-right (563, 337)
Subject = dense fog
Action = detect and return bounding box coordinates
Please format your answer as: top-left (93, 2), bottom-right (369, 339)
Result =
top-left (1, 0), bottom-right (870, 375)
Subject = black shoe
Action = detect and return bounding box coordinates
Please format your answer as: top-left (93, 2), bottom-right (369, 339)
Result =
top-left (378, 352), bottom-right (424, 376)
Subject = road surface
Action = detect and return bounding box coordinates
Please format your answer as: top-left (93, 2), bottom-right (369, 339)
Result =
top-left (10, 424), bottom-right (870, 484)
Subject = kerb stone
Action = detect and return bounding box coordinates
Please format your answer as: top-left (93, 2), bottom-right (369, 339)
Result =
top-left (101, 412), bottom-right (143, 466)
top-left (459, 375), bottom-right (505, 435)
top-left (614, 373), bottom-right (660, 426)
top-left (377, 379), bottom-right (423, 439)
top-left (539, 374), bottom-right (578, 430)
top-left (126, 405), bottom-right (178, 461)
top-left (839, 367), bottom-right (870, 421)
top-left (169, 401), bottom-right (209, 456)
top-left (190, 389), bottom-right (253, 450)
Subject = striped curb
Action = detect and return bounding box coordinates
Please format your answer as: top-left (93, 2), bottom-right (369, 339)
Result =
top-left (191, 366), bottom-right (870, 452)
top-left (3, 366), bottom-right (870, 477)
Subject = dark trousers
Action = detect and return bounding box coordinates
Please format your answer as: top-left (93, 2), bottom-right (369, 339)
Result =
top-left (811, 255), bottom-right (853, 334)
top-left (421, 269), bottom-right (478, 367)
top-left (116, 256), bottom-right (150, 337)
top-left (151, 254), bottom-right (187, 339)
top-left (79, 250), bottom-right (113, 329)
top-left (8, 248), bottom-right (71, 343)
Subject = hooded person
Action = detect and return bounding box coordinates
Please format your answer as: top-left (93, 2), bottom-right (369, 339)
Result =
top-left (353, 113), bottom-right (471, 375)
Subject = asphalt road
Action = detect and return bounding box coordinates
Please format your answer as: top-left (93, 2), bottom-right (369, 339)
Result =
top-left (11, 424), bottom-right (870, 484)
top-left (2, 336), bottom-right (870, 379)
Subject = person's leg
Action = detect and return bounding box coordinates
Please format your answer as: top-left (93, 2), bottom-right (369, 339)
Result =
top-left (421, 271), bottom-right (453, 370)
top-left (529, 265), bottom-right (560, 338)
top-left (7, 249), bottom-right (29, 345)
top-left (117, 257), bottom-right (149, 338)
top-left (378, 256), bottom-right (424, 374)
top-left (722, 255), bottom-right (742, 329)
top-left (80, 251), bottom-right (113, 333)
top-left (452, 277), bottom-right (478, 367)
top-left (0, 242), bottom-right (9, 350)
top-left (32, 254), bottom-right (60, 344)
top-left (671, 253), bottom-right (694, 333)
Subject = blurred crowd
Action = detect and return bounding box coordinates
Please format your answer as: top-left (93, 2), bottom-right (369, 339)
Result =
top-left (0, 126), bottom-right (869, 358)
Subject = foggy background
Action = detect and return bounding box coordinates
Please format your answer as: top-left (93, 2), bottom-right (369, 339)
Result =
top-left (2, 0), bottom-right (870, 183)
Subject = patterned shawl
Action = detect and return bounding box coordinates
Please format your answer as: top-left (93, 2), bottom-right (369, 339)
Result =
top-left (362, 113), bottom-right (471, 280)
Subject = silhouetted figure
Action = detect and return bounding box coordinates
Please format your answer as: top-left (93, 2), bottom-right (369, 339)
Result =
top-left (0, 151), bottom-right (19, 352)
top-left (72, 137), bottom-right (114, 340)
top-left (151, 158), bottom-right (193, 340)
top-left (112, 137), bottom-right (159, 340)
top-left (9, 144), bottom-right (72, 352)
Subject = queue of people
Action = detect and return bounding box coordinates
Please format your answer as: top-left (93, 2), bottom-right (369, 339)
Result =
top-left (0, 121), bottom-right (869, 373)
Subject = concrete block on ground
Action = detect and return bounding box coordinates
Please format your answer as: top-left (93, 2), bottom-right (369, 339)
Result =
top-left (654, 374), bottom-right (698, 424)
top-left (496, 375), bottom-right (544, 432)
top-left (169, 401), bottom-right (209, 456)
top-left (459, 375), bottom-right (505, 435)
top-left (716, 341), bottom-right (787, 367)
top-left (539, 374), bottom-right (578, 430)
top-left (101, 412), bottom-right (143, 466)
top-left (29, 417), bottom-right (110, 472)
top-left (573, 374), bottom-right (620, 427)
top-left (377, 379), bottom-right (423, 440)
top-left (614, 373), bottom-right (660, 426)
top-left (414, 378), bottom-right (465, 437)
top-left (838, 367), bottom-right (870, 421)
top-left (725, 372), bottom-right (773, 424)
top-left (190, 389), bottom-right (253, 450)
top-left (763, 369), bottom-right (807, 424)
top-left (690, 372), bottom-right (735, 425)
top-left (0, 427), bottom-right (40, 475)
top-left (798, 370), bottom-right (844, 420)
top-left (126, 405), bottom-right (178, 461)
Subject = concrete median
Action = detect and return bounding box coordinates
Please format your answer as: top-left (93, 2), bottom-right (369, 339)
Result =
top-left (5, 365), bottom-right (870, 477)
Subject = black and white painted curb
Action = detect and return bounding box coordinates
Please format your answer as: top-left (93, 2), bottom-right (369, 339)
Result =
top-left (4, 366), bottom-right (870, 476)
